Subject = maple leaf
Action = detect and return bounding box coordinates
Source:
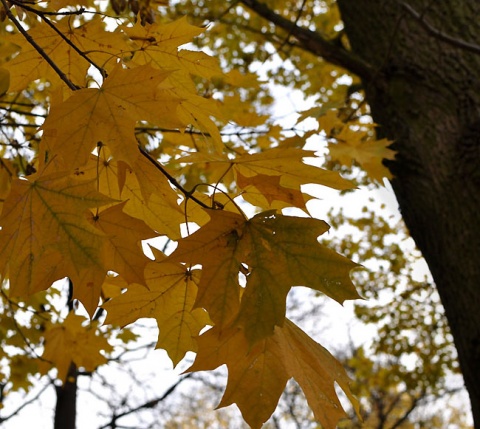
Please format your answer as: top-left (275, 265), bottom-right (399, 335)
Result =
top-left (236, 172), bottom-right (308, 210)
top-left (188, 319), bottom-right (359, 429)
top-left (277, 319), bottom-right (360, 428)
top-left (169, 210), bottom-right (245, 329)
top-left (232, 148), bottom-right (354, 191)
top-left (39, 313), bottom-right (113, 382)
top-left (169, 209), bottom-right (360, 342)
top-left (123, 16), bottom-right (222, 85)
top-left (9, 355), bottom-right (38, 392)
top-left (219, 94), bottom-right (269, 127)
top-left (179, 147), bottom-right (354, 205)
top-left (122, 18), bottom-right (225, 152)
top-left (329, 128), bottom-right (396, 182)
top-left (103, 255), bottom-right (209, 366)
top-left (89, 201), bottom-right (158, 285)
top-left (4, 17), bottom-right (130, 91)
top-left (76, 151), bottom-right (185, 239)
top-left (0, 171), bottom-right (114, 313)
top-left (188, 325), bottom-right (288, 429)
top-left (41, 65), bottom-right (182, 169)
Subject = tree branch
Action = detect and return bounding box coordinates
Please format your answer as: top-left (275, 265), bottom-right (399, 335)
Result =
top-left (97, 374), bottom-right (193, 429)
top-left (239, 0), bottom-right (374, 80)
top-left (400, 1), bottom-right (480, 55)
top-left (389, 391), bottom-right (423, 429)
top-left (138, 146), bottom-right (211, 210)
top-left (0, 0), bottom-right (79, 90)
top-left (9, 0), bottom-right (108, 79)
top-left (0, 381), bottom-right (52, 423)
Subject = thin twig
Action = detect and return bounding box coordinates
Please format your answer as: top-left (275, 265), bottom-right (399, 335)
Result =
top-left (97, 374), bottom-right (194, 429)
top-left (36, 11), bottom-right (108, 79)
top-left (9, 1), bottom-right (86, 16)
top-left (138, 146), bottom-right (211, 209)
top-left (135, 125), bottom-right (294, 137)
top-left (0, 107), bottom-right (46, 117)
top-left (9, 0), bottom-right (108, 77)
top-left (1, 122), bottom-right (41, 128)
top-left (0, 381), bottom-right (52, 423)
top-left (0, 0), bottom-right (80, 90)
top-left (276, 0), bottom-right (308, 54)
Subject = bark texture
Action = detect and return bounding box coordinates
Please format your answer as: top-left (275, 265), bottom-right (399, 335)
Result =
top-left (337, 0), bottom-right (480, 424)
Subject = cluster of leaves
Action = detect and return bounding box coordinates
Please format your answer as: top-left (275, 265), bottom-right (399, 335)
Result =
top-left (146, 205), bottom-right (467, 428)
top-left (0, 0), bottom-right (395, 427)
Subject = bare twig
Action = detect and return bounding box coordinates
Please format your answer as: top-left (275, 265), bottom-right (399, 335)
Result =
top-left (97, 374), bottom-right (194, 429)
top-left (0, 381), bottom-right (52, 423)
top-left (276, 0), bottom-right (308, 55)
top-left (239, 0), bottom-right (374, 80)
top-left (8, 0), bottom-right (107, 77)
top-left (9, 1), bottom-right (86, 16)
top-left (0, 0), bottom-right (80, 90)
top-left (38, 13), bottom-right (108, 79)
top-left (138, 146), bottom-right (211, 209)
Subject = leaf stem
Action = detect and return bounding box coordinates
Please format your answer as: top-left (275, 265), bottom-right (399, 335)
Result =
top-left (37, 11), bottom-right (108, 79)
top-left (138, 146), bottom-right (211, 209)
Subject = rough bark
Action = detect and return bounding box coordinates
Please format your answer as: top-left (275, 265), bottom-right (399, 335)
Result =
top-left (336, 0), bottom-right (480, 424)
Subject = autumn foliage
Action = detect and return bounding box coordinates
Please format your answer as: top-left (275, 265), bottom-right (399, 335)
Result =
top-left (0, 1), bottom-right (395, 427)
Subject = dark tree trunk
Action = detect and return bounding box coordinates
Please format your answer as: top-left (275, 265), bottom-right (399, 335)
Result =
top-left (54, 362), bottom-right (78, 429)
top-left (337, 0), bottom-right (480, 424)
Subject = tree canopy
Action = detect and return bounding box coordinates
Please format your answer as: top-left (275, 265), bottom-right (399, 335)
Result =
top-left (0, 0), bottom-right (477, 427)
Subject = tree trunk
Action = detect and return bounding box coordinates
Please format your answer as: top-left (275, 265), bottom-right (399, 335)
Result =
top-left (337, 0), bottom-right (480, 424)
top-left (54, 362), bottom-right (78, 429)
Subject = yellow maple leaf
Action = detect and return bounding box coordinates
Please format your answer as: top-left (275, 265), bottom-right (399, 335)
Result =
top-left (4, 17), bottom-right (129, 91)
top-left (170, 209), bottom-right (245, 330)
top-left (188, 325), bottom-right (288, 429)
top-left (39, 312), bottom-right (113, 382)
top-left (179, 147), bottom-right (354, 202)
top-left (222, 69), bottom-right (262, 88)
top-left (9, 355), bottom-right (38, 392)
top-left (103, 255), bottom-right (209, 366)
top-left (236, 172), bottom-right (309, 210)
top-left (232, 148), bottom-right (353, 191)
top-left (0, 171), bottom-right (114, 311)
top-left (188, 319), bottom-right (359, 429)
top-left (90, 201), bottom-right (157, 285)
top-left (122, 18), bottom-right (225, 152)
top-left (41, 64), bottom-right (182, 169)
top-left (219, 94), bottom-right (269, 127)
top-left (76, 152), bottom-right (185, 239)
top-left (329, 128), bottom-right (396, 182)
top-left (277, 319), bottom-right (360, 428)
top-left (123, 16), bottom-right (222, 85)
top-left (169, 209), bottom-right (360, 343)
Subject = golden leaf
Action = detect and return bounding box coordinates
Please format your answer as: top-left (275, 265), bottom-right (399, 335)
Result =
top-left (0, 171), bottom-right (114, 314)
top-left (103, 255), bottom-right (209, 366)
